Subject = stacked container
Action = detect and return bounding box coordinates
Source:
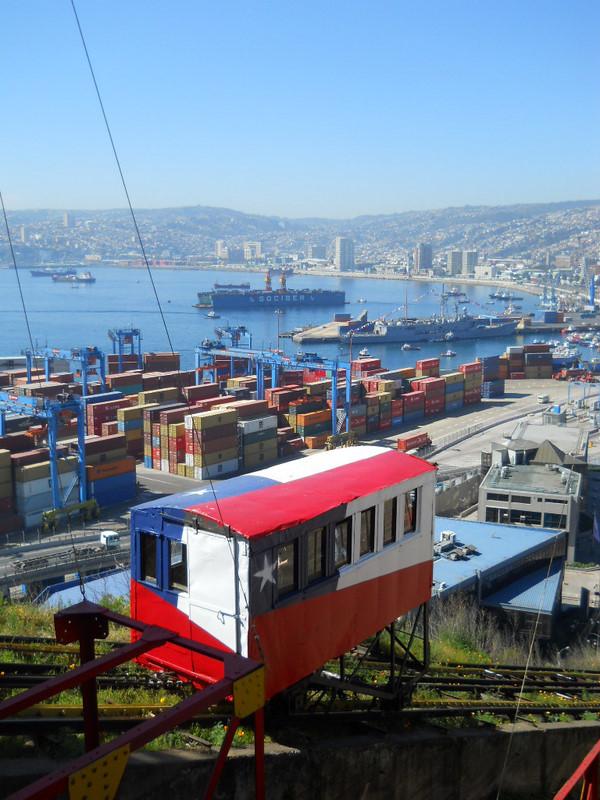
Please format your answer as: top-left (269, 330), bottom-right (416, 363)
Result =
top-left (506, 347), bottom-right (525, 379)
top-left (402, 391), bottom-right (425, 425)
top-left (0, 449), bottom-right (13, 514)
top-left (459, 362), bottom-right (483, 405)
top-left (14, 455), bottom-right (78, 528)
top-left (391, 397), bottom-right (403, 426)
top-left (85, 395), bottom-right (130, 436)
top-left (349, 403), bottom-right (367, 434)
top-left (294, 409), bottom-right (331, 441)
top-left (143, 352), bottom-right (181, 372)
top-left (87, 456), bottom-right (137, 506)
top-left (184, 408), bottom-right (239, 480)
top-left (413, 377), bottom-right (445, 417)
top-left (106, 370), bottom-right (143, 396)
top-left (415, 358), bottom-right (440, 378)
top-left (479, 355), bottom-right (501, 382)
top-left (523, 344), bottom-right (553, 379)
top-left (116, 404), bottom-right (156, 458)
top-left (142, 402), bottom-right (184, 469)
top-left (238, 414), bottom-right (278, 469)
top-left (443, 372), bottom-right (465, 412)
top-left (365, 393), bottom-right (380, 434)
top-left (107, 354), bottom-right (139, 374)
top-left (481, 379), bottom-right (505, 398)
top-left (378, 390), bottom-right (393, 430)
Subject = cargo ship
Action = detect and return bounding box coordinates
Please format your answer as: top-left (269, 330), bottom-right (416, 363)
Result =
top-left (195, 270), bottom-right (345, 310)
top-left (30, 267), bottom-right (77, 277)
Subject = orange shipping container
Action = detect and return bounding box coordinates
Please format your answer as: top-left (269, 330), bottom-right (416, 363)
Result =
top-left (86, 456), bottom-right (136, 482)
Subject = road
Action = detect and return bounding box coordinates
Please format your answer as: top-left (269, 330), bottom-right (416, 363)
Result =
top-left (363, 379), bottom-right (598, 468)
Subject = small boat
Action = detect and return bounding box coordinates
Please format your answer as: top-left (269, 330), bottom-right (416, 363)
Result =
top-left (205, 310), bottom-right (220, 319)
top-left (401, 343), bottom-right (421, 351)
top-left (358, 347), bottom-right (371, 357)
top-left (357, 298), bottom-right (367, 304)
top-left (440, 349), bottom-right (456, 358)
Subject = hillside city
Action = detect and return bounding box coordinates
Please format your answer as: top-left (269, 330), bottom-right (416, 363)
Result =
top-left (2, 200), bottom-right (599, 286)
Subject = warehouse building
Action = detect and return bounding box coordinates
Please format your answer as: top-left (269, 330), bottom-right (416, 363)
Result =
top-left (433, 517), bottom-right (566, 638)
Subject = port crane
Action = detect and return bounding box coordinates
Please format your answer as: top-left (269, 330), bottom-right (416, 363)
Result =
top-left (0, 392), bottom-right (88, 513)
top-left (107, 327), bottom-right (143, 372)
top-left (25, 346), bottom-right (107, 395)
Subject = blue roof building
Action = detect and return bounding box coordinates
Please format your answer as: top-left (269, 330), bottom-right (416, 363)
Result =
top-left (433, 517), bottom-right (566, 638)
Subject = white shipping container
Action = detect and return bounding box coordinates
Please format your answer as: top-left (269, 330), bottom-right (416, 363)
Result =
top-left (16, 492), bottom-right (53, 514)
top-left (14, 472), bottom-right (77, 500)
top-left (237, 415), bottom-right (277, 435)
top-left (193, 458), bottom-right (239, 481)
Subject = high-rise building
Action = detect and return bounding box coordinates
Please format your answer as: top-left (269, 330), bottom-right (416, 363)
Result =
top-left (414, 243), bottom-right (432, 272)
top-left (462, 250), bottom-right (478, 274)
top-left (215, 240), bottom-right (228, 259)
top-left (19, 225), bottom-right (26, 244)
top-left (63, 212), bottom-right (71, 228)
top-left (447, 250), bottom-right (462, 275)
top-left (307, 244), bottom-right (327, 260)
top-left (334, 237), bottom-right (354, 271)
top-left (243, 241), bottom-right (262, 260)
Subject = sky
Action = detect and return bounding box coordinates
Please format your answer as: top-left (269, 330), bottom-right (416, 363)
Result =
top-left (1, 0), bottom-right (599, 218)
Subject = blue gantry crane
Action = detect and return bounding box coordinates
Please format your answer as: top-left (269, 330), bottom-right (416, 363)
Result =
top-left (198, 346), bottom-right (352, 434)
top-left (25, 346), bottom-right (106, 395)
top-left (107, 328), bottom-right (143, 372)
top-left (0, 392), bottom-right (87, 510)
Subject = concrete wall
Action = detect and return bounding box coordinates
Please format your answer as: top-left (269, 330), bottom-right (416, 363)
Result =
top-left (5, 721), bottom-right (600, 800)
top-left (435, 473), bottom-right (481, 517)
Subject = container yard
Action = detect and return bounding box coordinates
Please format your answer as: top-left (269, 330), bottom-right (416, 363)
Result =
top-left (0, 337), bottom-right (589, 536)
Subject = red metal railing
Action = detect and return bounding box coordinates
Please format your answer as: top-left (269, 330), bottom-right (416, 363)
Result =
top-left (0, 600), bottom-right (265, 800)
top-left (553, 740), bottom-right (600, 800)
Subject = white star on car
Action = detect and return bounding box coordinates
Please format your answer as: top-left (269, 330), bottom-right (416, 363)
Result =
top-left (254, 554), bottom-right (276, 591)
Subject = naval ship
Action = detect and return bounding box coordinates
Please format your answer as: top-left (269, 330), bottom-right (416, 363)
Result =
top-left (196, 270), bottom-right (345, 310)
top-left (341, 313), bottom-right (518, 344)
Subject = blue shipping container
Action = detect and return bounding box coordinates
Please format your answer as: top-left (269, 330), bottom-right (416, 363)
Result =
top-left (81, 391), bottom-right (124, 408)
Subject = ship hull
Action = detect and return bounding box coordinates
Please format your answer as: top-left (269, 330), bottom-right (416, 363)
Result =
top-left (346, 320), bottom-right (518, 344)
top-left (295, 318), bottom-right (518, 344)
top-left (200, 290), bottom-right (346, 310)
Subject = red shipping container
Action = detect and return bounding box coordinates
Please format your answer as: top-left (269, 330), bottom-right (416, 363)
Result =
top-left (459, 362), bottom-right (483, 374)
top-left (183, 383), bottom-right (220, 402)
top-left (397, 432), bottom-right (430, 451)
top-left (402, 391), bottom-right (425, 407)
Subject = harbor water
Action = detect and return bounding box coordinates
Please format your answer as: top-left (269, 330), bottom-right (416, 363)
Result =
top-left (0, 267), bottom-right (543, 370)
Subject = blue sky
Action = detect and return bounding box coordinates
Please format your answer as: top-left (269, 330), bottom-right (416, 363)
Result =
top-left (1, 0), bottom-right (598, 217)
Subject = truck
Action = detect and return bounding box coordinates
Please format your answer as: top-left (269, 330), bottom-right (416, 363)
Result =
top-left (99, 530), bottom-right (121, 549)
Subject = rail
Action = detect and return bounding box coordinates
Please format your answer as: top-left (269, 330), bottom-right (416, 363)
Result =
top-left (1, 545), bottom-right (131, 588)
top-left (0, 600), bottom-right (266, 800)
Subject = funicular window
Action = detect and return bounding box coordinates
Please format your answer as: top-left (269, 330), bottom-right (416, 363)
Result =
top-left (360, 507), bottom-right (376, 556)
top-left (168, 540), bottom-right (188, 592)
top-left (334, 517), bottom-right (352, 569)
top-left (140, 532), bottom-right (157, 585)
top-left (307, 527), bottom-right (326, 584)
top-left (404, 489), bottom-right (418, 534)
top-left (277, 540), bottom-right (298, 597)
top-left (383, 498), bottom-right (398, 546)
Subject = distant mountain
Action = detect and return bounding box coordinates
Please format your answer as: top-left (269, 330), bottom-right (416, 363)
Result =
top-left (6, 198), bottom-right (600, 262)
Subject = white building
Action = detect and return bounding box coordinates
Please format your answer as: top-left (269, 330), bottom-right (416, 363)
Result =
top-left (334, 237), bottom-right (355, 271)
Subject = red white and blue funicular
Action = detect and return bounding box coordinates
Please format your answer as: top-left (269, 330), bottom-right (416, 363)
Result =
top-left (130, 445), bottom-right (436, 699)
